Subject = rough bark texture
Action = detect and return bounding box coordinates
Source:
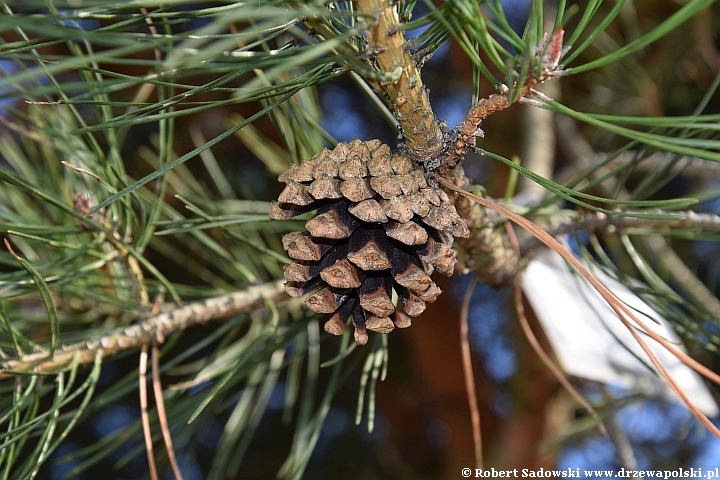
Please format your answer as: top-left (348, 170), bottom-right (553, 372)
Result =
top-left (1, 281), bottom-right (287, 377)
top-left (356, 0), bottom-right (444, 160)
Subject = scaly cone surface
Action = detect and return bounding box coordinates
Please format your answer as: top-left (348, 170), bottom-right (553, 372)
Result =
top-left (271, 139), bottom-right (469, 345)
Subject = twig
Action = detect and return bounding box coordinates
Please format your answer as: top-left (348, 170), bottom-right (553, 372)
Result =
top-left (356, 0), bottom-right (443, 159)
top-left (453, 27), bottom-right (564, 163)
top-left (140, 345), bottom-right (160, 480)
top-left (153, 345), bottom-right (184, 480)
top-left (454, 91), bottom-right (517, 158)
top-left (61, 161), bottom-right (102, 182)
top-left (460, 275), bottom-right (483, 469)
top-left (0, 281), bottom-right (287, 377)
top-left (440, 28), bottom-right (564, 181)
top-left (505, 223), bottom-right (609, 438)
top-left (439, 177), bottom-right (720, 439)
top-left (526, 210), bottom-right (720, 250)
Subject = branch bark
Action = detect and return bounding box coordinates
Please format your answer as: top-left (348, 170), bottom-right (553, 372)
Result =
top-left (531, 209), bottom-right (720, 242)
top-left (517, 80), bottom-right (560, 204)
top-left (1, 281), bottom-right (287, 377)
top-left (356, 0), bottom-right (443, 159)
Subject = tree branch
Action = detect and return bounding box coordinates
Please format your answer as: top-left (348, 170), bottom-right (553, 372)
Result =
top-left (1, 281), bottom-right (287, 377)
top-left (524, 208), bottom-right (720, 323)
top-left (448, 28), bottom-right (564, 177)
top-left (532, 209), bottom-right (720, 242)
top-left (517, 80), bottom-right (560, 203)
top-left (356, 0), bottom-right (444, 159)
top-left (454, 76), bottom-right (555, 157)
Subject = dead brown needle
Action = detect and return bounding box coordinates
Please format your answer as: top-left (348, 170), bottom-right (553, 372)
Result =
top-left (61, 161), bottom-right (102, 182)
top-left (439, 177), bottom-right (720, 439)
top-left (504, 223), bottom-right (609, 438)
top-left (153, 345), bottom-right (184, 480)
top-left (460, 275), bottom-right (483, 469)
top-left (140, 344), bottom-right (160, 480)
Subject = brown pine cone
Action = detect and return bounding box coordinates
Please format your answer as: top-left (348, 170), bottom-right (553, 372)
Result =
top-left (270, 139), bottom-right (469, 345)
top-left (454, 182), bottom-right (519, 286)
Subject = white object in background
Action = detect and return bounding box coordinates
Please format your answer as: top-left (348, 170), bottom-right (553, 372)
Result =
top-left (521, 243), bottom-right (719, 417)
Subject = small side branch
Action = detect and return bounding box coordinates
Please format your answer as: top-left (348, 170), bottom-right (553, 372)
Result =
top-left (525, 208), bottom-right (720, 311)
top-left (1, 281), bottom-right (287, 377)
top-left (453, 75), bottom-right (553, 160)
top-left (556, 115), bottom-right (720, 325)
top-left (446, 29), bottom-right (565, 176)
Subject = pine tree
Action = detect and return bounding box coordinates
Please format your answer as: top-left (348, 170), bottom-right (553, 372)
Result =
top-left (0, 1), bottom-right (719, 478)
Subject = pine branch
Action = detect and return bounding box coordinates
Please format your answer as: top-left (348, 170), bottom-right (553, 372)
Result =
top-left (431, 28), bottom-right (566, 184)
top-left (356, 0), bottom-right (444, 158)
top-left (0, 281), bottom-right (286, 377)
top-left (535, 209), bottom-right (720, 240)
top-left (522, 207), bottom-right (720, 322)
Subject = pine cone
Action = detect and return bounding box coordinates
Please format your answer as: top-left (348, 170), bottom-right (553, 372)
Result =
top-left (270, 139), bottom-right (469, 345)
top-left (454, 181), bottom-right (519, 286)
top-left (455, 193), bottom-right (518, 287)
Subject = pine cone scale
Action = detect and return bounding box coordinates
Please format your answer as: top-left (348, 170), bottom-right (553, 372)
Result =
top-left (348, 199), bottom-right (388, 223)
top-left (400, 291), bottom-right (426, 316)
top-left (319, 259), bottom-right (363, 288)
top-left (386, 220), bottom-right (428, 245)
top-left (347, 229), bottom-right (392, 271)
top-left (305, 287), bottom-right (341, 313)
top-left (305, 206), bottom-right (358, 239)
top-left (271, 139), bottom-right (469, 344)
top-left (278, 181), bottom-right (313, 206)
top-left (359, 276), bottom-right (394, 317)
top-left (366, 315), bottom-right (395, 333)
top-left (340, 178), bottom-right (374, 202)
top-left (308, 177), bottom-right (343, 199)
